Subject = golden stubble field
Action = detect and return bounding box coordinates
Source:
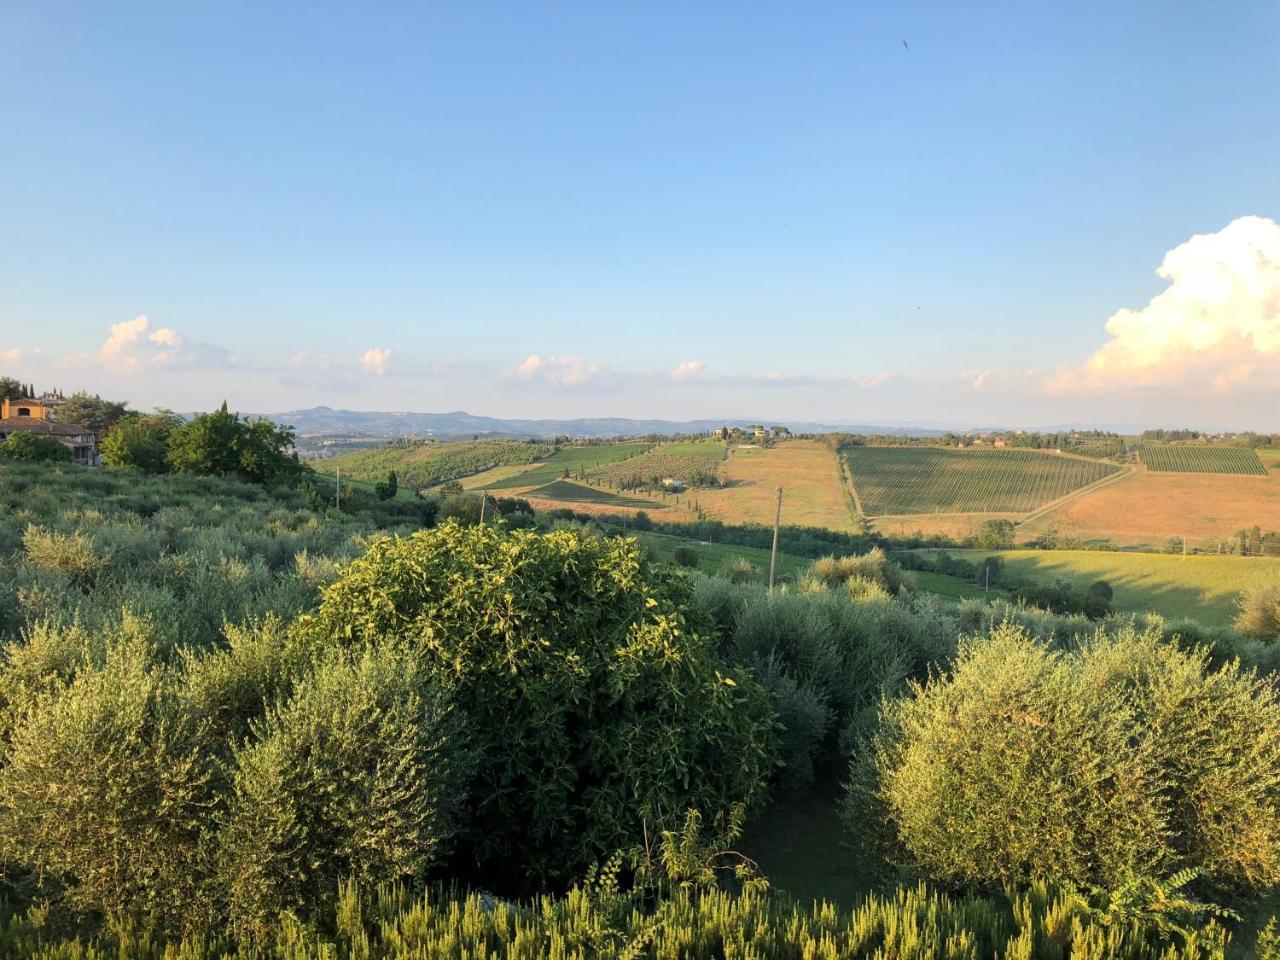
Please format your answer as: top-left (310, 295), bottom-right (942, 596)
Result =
top-left (694, 440), bottom-right (859, 531)
top-left (1020, 467), bottom-right (1280, 547)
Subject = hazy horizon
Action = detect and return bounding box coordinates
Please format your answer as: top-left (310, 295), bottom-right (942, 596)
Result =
top-left (3, 2), bottom-right (1278, 430)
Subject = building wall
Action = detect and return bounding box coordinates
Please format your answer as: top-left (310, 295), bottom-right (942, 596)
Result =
top-left (0, 399), bottom-right (53, 420)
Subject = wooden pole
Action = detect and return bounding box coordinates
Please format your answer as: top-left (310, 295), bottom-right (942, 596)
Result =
top-left (335, 467), bottom-right (341, 510)
top-left (479, 491), bottom-right (486, 526)
top-left (768, 486), bottom-right (783, 595)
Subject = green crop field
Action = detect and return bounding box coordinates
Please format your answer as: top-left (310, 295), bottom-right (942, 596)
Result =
top-left (1139, 444), bottom-right (1267, 476)
top-left (325, 439), bottom-right (554, 490)
top-left (588, 439), bottom-right (726, 489)
top-left (525, 479), bottom-right (665, 508)
top-left (481, 442), bottom-right (652, 490)
top-left (844, 447), bottom-right (1119, 516)
top-left (939, 548), bottom-right (1279, 625)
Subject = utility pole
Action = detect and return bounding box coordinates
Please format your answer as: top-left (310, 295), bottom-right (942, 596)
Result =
top-left (478, 491), bottom-right (486, 526)
top-left (335, 467), bottom-right (341, 510)
top-left (768, 486), bottom-right (783, 595)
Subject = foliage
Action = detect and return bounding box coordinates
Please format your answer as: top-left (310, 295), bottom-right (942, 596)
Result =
top-left (1235, 583), bottom-right (1280, 642)
top-left (300, 521), bottom-right (778, 891)
top-left (694, 576), bottom-right (953, 790)
top-left (807, 548), bottom-right (917, 596)
top-left (0, 431), bottom-right (72, 463)
top-left (0, 376), bottom-right (35, 401)
top-left (101, 411), bottom-right (183, 472)
top-left (220, 641), bottom-right (469, 937)
top-left (0, 875), bottom-right (1234, 959)
top-left (0, 463), bottom-right (431, 649)
top-left (373, 469), bottom-right (398, 500)
top-left (857, 624), bottom-right (1280, 894)
top-left (0, 625), bottom-right (218, 935)
top-left (167, 403), bottom-right (303, 486)
top-left (973, 518), bottom-right (1016, 549)
top-left (673, 545), bottom-right (699, 567)
top-left (54, 391), bottom-right (130, 435)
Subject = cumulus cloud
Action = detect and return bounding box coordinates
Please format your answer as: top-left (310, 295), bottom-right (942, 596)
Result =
top-left (673, 360), bottom-right (705, 380)
top-left (360, 347), bottom-right (392, 376)
top-left (0, 347), bottom-right (22, 364)
top-left (512, 354), bottom-right (600, 387)
top-left (80, 315), bottom-right (233, 374)
top-left (1053, 216), bottom-right (1280, 394)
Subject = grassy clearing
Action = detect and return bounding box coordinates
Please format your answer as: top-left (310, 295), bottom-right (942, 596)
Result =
top-left (741, 788), bottom-right (876, 910)
top-left (631, 529), bottom-right (810, 579)
top-left (695, 441), bottom-right (859, 532)
top-left (845, 447), bottom-right (1118, 516)
top-left (480, 443), bottom-right (653, 490)
top-left (1019, 468), bottom-right (1280, 548)
top-left (527, 479), bottom-right (664, 508)
top-left (937, 549), bottom-right (1279, 625)
top-left (1139, 445), bottom-right (1268, 476)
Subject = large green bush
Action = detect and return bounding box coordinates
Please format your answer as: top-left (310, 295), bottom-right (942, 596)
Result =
top-left (856, 624), bottom-right (1280, 894)
top-left (0, 629), bottom-right (218, 934)
top-left (302, 521), bottom-right (778, 890)
top-left (220, 641), bottom-right (467, 936)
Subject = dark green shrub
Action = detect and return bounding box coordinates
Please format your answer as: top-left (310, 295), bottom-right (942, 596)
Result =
top-left (673, 545), bottom-right (699, 567)
top-left (0, 432), bottom-right (72, 463)
top-left (300, 522), bottom-right (777, 891)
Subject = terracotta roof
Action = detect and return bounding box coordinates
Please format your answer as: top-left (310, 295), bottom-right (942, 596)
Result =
top-left (0, 417), bottom-right (94, 438)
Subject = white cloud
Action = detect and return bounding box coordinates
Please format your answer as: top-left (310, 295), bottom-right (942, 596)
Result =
top-left (0, 347), bottom-right (22, 364)
top-left (100, 316), bottom-right (150, 373)
top-left (516, 355), bottom-right (545, 377)
top-left (673, 360), bottom-right (705, 380)
top-left (81, 315), bottom-right (232, 374)
top-left (512, 354), bottom-right (600, 387)
top-left (1052, 215), bottom-right (1280, 394)
top-left (360, 347), bottom-right (392, 376)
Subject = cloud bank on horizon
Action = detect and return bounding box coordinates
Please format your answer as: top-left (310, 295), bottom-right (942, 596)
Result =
top-left (2, 216), bottom-right (1278, 426)
top-left (1051, 215), bottom-right (1280, 395)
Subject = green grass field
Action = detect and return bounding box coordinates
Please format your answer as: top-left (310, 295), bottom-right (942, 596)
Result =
top-left (480, 443), bottom-right (652, 490)
top-left (1139, 444), bottom-right (1267, 476)
top-left (940, 548), bottom-right (1278, 625)
top-left (527, 479), bottom-right (665, 509)
top-left (844, 447), bottom-right (1119, 516)
top-left (1255, 448), bottom-right (1280, 471)
top-left (629, 529), bottom-right (807, 578)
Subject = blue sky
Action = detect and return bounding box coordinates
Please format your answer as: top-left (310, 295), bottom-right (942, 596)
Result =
top-left (2, 1), bottom-right (1278, 428)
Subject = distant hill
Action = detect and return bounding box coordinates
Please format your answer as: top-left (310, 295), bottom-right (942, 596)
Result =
top-left (263, 406), bottom-right (951, 440)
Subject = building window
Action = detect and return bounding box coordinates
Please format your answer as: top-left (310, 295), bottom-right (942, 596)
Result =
top-left (17, 407), bottom-right (31, 417)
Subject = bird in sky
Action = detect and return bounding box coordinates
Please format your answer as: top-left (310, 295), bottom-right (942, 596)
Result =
top-left (902, 38), bottom-right (909, 51)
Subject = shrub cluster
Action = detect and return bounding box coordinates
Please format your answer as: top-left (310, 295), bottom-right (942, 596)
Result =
top-left (857, 624), bottom-right (1280, 895)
